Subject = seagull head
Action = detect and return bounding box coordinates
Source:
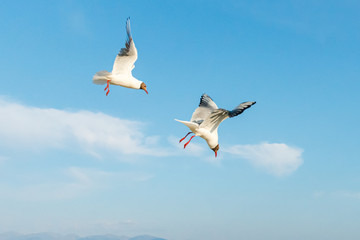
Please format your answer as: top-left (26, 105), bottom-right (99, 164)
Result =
top-left (140, 82), bottom-right (148, 94)
top-left (212, 144), bottom-right (219, 157)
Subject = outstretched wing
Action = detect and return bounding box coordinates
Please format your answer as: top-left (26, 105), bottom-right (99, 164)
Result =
top-left (228, 101), bottom-right (256, 118)
top-left (190, 94), bottom-right (218, 124)
top-left (200, 101), bottom-right (256, 132)
top-left (112, 18), bottom-right (138, 75)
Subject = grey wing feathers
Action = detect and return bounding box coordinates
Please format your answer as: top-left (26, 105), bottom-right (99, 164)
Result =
top-left (118, 17), bottom-right (133, 57)
top-left (201, 109), bottom-right (229, 132)
top-left (228, 101), bottom-right (256, 118)
top-left (112, 18), bottom-right (137, 74)
top-left (190, 94), bottom-right (218, 124)
top-left (200, 101), bottom-right (256, 132)
top-left (198, 94), bottom-right (218, 109)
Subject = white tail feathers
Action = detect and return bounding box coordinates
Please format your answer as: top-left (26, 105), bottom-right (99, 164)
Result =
top-left (92, 71), bottom-right (111, 85)
top-left (175, 119), bottom-right (198, 132)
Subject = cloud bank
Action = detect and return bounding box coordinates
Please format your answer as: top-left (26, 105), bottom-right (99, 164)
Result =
top-left (0, 98), bottom-right (170, 158)
top-left (225, 142), bottom-right (304, 176)
top-left (0, 98), bottom-right (303, 176)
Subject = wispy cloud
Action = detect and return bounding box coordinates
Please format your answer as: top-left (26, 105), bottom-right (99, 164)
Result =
top-left (0, 156), bottom-right (7, 163)
top-left (0, 167), bottom-right (153, 201)
top-left (313, 190), bottom-right (360, 200)
top-left (334, 191), bottom-right (360, 200)
top-left (224, 142), bottom-right (304, 176)
top-left (168, 135), bottom-right (207, 157)
top-left (313, 190), bottom-right (326, 199)
top-left (0, 98), bottom-right (171, 158)
top-left (3, 167), bottom-right (105, 201)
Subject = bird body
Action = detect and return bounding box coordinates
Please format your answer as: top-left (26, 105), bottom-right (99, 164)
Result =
top-left (175, 119), bottom-right (219, 149)
top-left (176, 94), bottom-right (256, 157)
top-left (93, 71), bottom-right (142, 89)
top-left (93, 18), bottom-right (148, 95)
top-left (111, 75), bottom-right (142, 89)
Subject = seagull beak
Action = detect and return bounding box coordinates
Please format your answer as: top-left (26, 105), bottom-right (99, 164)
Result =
top-left (215, 151), bottom-right (217, 158)
top-left (144, 88), bottom-right (148, 94)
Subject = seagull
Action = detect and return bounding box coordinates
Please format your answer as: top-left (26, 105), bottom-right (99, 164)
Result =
top-left (93, 18), bottom-right (148, 96)
top-left (175, 94), bottom-right (256, 157)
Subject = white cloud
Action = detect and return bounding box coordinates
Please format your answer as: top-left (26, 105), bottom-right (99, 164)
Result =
top-left (0, 98), bottom-right (304, 176)
top-left (0, 98), bottom-right (171, 158)
top-left (224, 142), bottom-right (304, 176)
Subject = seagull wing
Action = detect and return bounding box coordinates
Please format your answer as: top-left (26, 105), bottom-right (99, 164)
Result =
top-left (112, 18), bottom-right (138, 75)
top-left (200, 101), bottom-right (256, 132)
top-left (190, 94), bottom-right (218, 125)
top-left (228, 101), bottom-right (256, 118)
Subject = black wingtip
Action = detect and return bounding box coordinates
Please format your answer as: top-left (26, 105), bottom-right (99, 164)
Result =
top-left (201, 93), bottom-right (212, 99)
top-left (198, 93), bottom-right (215, 107)
top-left (125, 17), bottom-right (132, 38)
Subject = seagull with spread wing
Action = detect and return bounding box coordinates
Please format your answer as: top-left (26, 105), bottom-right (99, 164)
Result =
top-left (93, 18), bottom-right (148, 96)
top-left (175, 94), bottom-right (256, 157)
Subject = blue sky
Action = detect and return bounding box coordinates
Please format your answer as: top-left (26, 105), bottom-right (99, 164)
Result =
top-left (0, 0), bottom-right (360, 239)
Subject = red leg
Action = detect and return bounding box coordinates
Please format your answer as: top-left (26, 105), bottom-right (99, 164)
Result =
top-left (104, 80), bottom-right (110, 96)
top-left (179, 132), bottom-right (193, 143)
top-left (104, 80), bottom-right (110, 91)
top-left (184, 135), bottom-right (195, 149)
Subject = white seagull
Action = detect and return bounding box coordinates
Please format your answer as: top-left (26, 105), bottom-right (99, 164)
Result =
top-left (93, 18), bottom-right (148, 96)
top-left (175, 94), bottom-right (256, 157)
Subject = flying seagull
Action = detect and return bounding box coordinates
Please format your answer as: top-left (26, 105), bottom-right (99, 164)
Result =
top-left (93, 18), bottom-right (148, 96)
top-left (175, 94), bottom-right (256, 157)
